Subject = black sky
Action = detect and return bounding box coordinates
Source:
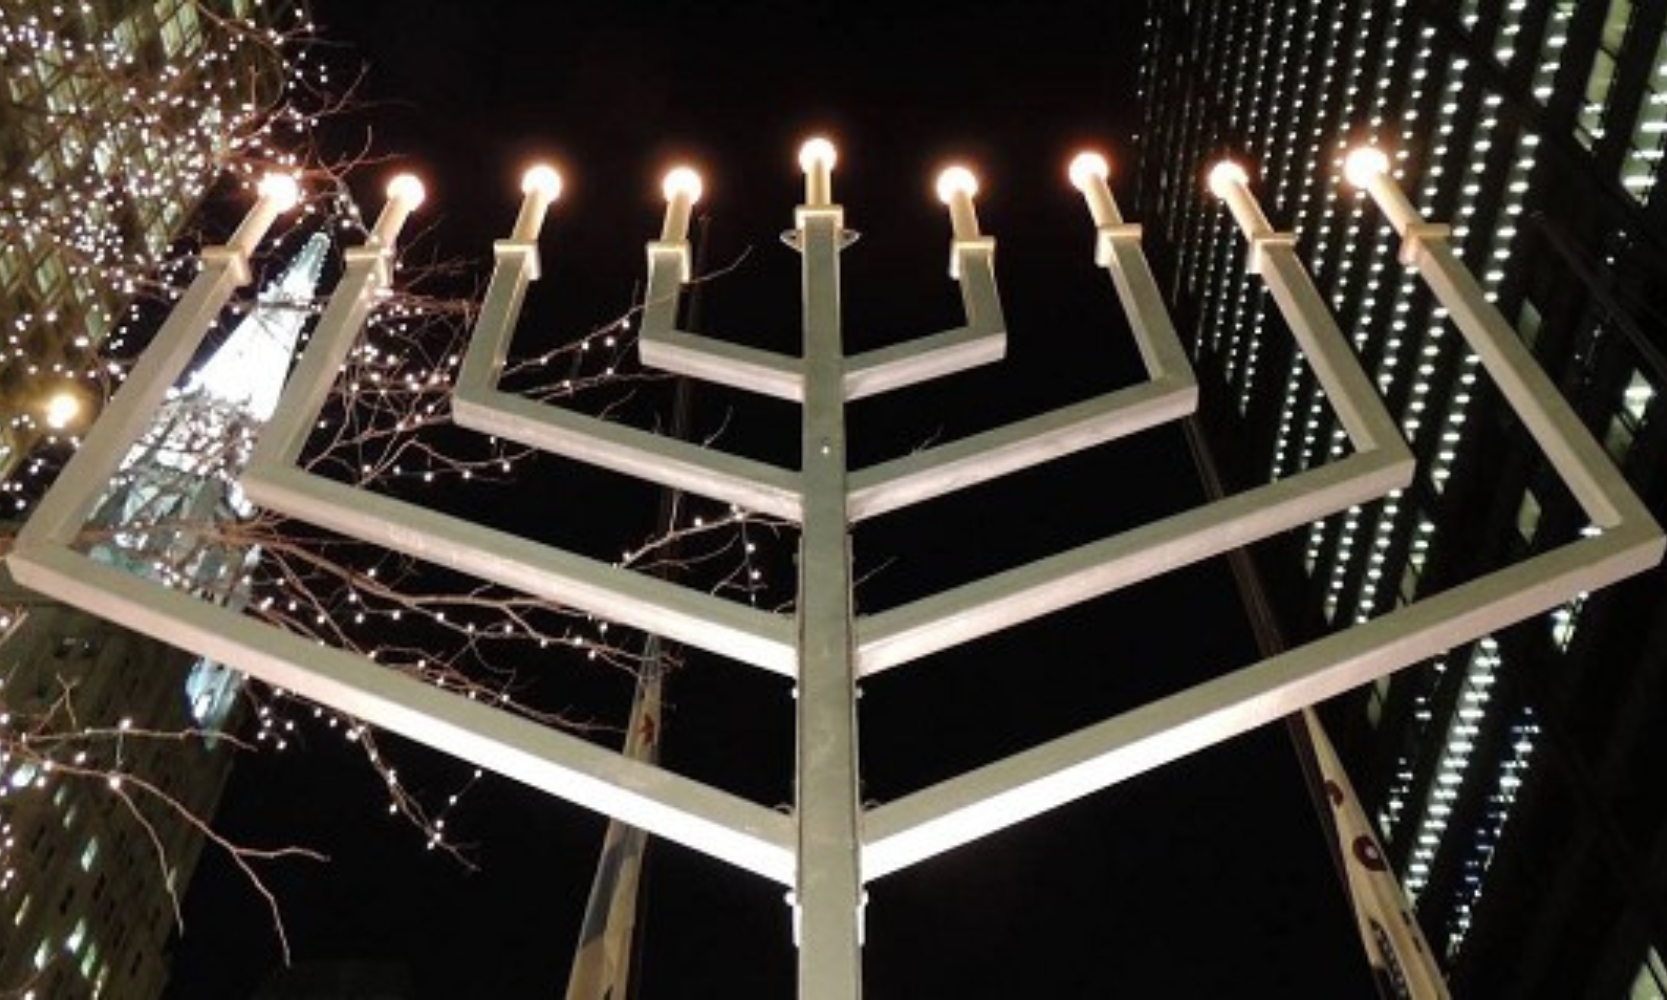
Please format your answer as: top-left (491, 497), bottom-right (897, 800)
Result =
top-left (165, 3), bottom-right (1379, 997)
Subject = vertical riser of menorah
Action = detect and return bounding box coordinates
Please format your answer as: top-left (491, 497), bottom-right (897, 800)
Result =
top-left (791, 196), bottom-right (865, 999)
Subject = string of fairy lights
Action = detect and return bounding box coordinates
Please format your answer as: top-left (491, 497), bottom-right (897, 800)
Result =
top-left (0, 0), bottom-right (784, 926)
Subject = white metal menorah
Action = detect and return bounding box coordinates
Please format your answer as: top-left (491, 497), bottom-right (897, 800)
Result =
top-left (10, 141), bottom-right (1662, 997)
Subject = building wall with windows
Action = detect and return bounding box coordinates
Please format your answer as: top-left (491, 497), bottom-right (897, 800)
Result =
top-left (0, 576), bottom-right (236, 1000)
top-left (1136, 0), bottom-right (1667, 995)
top-left (0, 0), bottom-right (270, 480)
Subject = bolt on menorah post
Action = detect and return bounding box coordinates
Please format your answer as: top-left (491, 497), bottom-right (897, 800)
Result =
top-left (8, 136), bottom-right (1660, 999)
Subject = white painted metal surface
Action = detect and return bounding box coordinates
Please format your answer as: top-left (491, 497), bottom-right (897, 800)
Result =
top-left (8, 148), bottom-right (1660, 1000)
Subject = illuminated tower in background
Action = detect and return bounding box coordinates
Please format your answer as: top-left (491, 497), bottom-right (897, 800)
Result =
top-left (1136, 0), bottom-right (1667, 994)
top-left (0, 234), bottom-right (325, 999)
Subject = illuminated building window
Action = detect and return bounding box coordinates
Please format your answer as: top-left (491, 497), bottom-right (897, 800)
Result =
top-left (13, 893), bottom-right (30, 926)
top-left (1517, 488), bottom-right (1541, 543)
top-left (1367, 672), bottom-right (1393, 728)
top-left (1623, 26), bottom-right (1667, 200)
top-left (1578, 0), bottom-right (1634, 147)
top-left (1606, 371), bottom-right (1655, 462)
top-left (1516, 296), bottom-right (1543, 348)
top-left (66, 917), bottom-right (86, 955)
top-left (1550, 593), bottom-right (1586, 650)
top-left (80, 836), bottom-right (98, 872)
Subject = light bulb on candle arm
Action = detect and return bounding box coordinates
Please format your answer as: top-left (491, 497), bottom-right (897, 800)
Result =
top-left (1207, 160), bottom-right (1250, 199)
top-left (257, 173), bottom-right (301, 212)
top-left (661, 167), bottom-right (703, 205)
top-left (798, 137), bottom-right (838, 173)
top-left (1343, 146), bottom-right (1391, 189)
top-left (386, 173), bottom-right (427, 209)
top-left (1067, 152), bottom-right (1110, 192)
top-left (659, 166), bottom-right (703, 244)
top-left (511, 164), bottom-right (563, 242)
top-left (521, 164), bottom-right (563, 201)
top-left (934, 165), bottom-right (979, 204)
top-left (370, 173), bottom-right (426, 248)
top-left (798, 137), bottom-right (838, 206)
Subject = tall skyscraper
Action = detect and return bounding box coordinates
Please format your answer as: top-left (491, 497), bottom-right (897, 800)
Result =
top-left (0, 235), bottom-right (326, 999)
top-left (1136, 1), bottom-right (1666, 995)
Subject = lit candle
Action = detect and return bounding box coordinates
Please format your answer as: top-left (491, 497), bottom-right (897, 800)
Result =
top-left (1068, 151), bottom-right (1123, 227)
top-left (660, 166), bottom-right (703, 243)
top-left (512, 164), bottom-right (563, 241)
top-left (371, 173), bottom-right (427, 248)
top-left (935, 165), bottom-right (981, 240)
top-left (1206, 161), bottom-right (1271, 237)
top-left (226, 174), bottom-right (300, 257)
top-left (1344, 146), bottom-right (1419, 235)
top-left (798, 137), bottom-right (837, 206)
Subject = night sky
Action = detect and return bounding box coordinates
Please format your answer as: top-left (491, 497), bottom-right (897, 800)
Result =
top-left (164, 3), bottom-right (1378, 997)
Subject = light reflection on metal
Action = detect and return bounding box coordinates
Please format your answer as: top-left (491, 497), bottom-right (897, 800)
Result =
top-left (9, 144), bottom-right (1661, 1000)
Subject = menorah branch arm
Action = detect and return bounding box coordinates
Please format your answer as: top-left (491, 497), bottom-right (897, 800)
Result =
top-left (454, 390), bottom-right (804, 521)
top-left (859, 518), bottom-right (1663, 881)
top-left (639, 330), bottom-right (807, 401)
top-left (847, 376), bottom-right (1195, 522)
top-left (455, 244), bottom-right (804, 520)
top-left (4, 546), bottom-right (797, 886)
top-left (1096, 228), bottom-right (1195, 385)
top-left (841, 243), bottom-right (1006, 401)
top-left (856, 447), bottom-right (1411, 676)
top-left (636, 239), bottom-right (807, 398)
top-left (1411, 237), bottom-right (1654, 531)
top-left (240, 465), bottom-right (798, 676)
top-left (248, 248), bottom-right (386, 470)
top-left (1254, 246), bottom-right (1403, 455)
top-left (16, 252), bottom-right (249, 551)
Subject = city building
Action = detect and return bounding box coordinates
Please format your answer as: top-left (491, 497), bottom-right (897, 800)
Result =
top-left (0, 235), bottom-right (326, 999)
top-left (1136, 0), bottom-right (1667, 996)
top-left (0, 0), bottom-right (286, 480)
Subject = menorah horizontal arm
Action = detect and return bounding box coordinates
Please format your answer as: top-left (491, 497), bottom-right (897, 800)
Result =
top-left (845, 222), bottom-right (1200, 522)
top-left (846, 377), bottom-right (1194, 522)
top-left (241, 463), bottom-right (798, 676)
top-left (640, 227), bottom-right (1009, 403)
top-left (855, 445), bottom-right (1413, 676)
top-left (5, 545), bottom-right (798, 885)
top-left (859, 517), bottom-right (1662, 881)
top-left (840, 243), bottom-right (1007, 401)
top-left (453, 243), bottom-right (804, 521)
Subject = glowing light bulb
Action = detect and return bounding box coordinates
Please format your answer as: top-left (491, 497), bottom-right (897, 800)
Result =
top-left (43, 391), bottom-right (80, 430)
top-left (798, 137), bottom-right (838, 173)
top-left (1068, 152), bottom-right (1110, 191)
top-left (661, 167), bottom-right (703, 205)
top-left (521, 164), bottom-right (563, 201)
top-left (371, 173), bottom-right (426, 247)
top-left (660, 166), bottom-right (703, 242)
top-left (935, 165), bottom-right (979, 204)
top-left (386, 173), bottom-right (426, 209)
top-left (799, 137), bottom-right (838, 206)
top-left (512, 165), bottom-right (563, 240)
top-left (257, 173), bottom-right (301, 212)
top-left (1344, 147), bottom-right (1391, 189)
top-left (1207, 161), bottom-right (1250, 199)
